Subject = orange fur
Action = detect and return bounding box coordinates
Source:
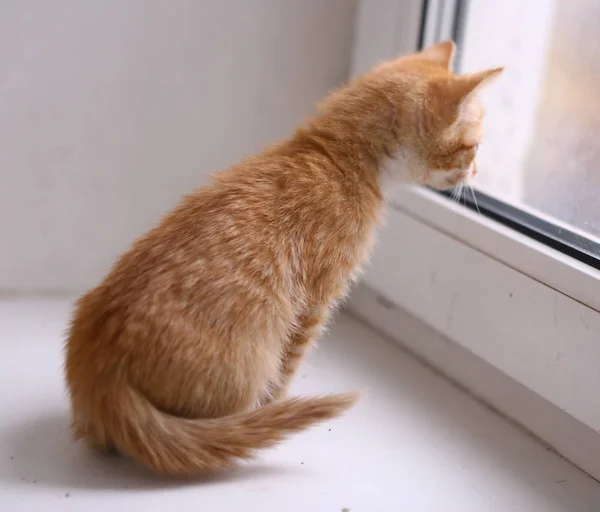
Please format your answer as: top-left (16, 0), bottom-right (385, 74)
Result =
top-left (64, 41), bottom-right (502, 475)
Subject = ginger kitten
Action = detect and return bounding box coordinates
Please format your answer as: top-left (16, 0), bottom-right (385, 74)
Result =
top-left (65, 41), bottom-right (502, 475)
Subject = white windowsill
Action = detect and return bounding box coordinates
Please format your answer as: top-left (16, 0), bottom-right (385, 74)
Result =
top-left (348, 283), bottom-right (600, 483)
top-left (1, 297), bottom-right (599, 511)
top-left (361, 189), bottom-right (600, 441)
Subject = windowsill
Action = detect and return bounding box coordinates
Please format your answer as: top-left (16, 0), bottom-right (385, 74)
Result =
top-left (348, 282), bottom-right (600, 483)
top-left (1, 297), bottom-right (599, 510)
top-left (362, 188), bottom-right (600, 440)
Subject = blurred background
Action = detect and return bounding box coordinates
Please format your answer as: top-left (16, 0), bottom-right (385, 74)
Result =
top-left (461, 0), bottom-right (600, 239)
top-left (521, 0), bottom-right (600, 237)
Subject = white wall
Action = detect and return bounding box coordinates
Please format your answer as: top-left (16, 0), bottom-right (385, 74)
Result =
top-left (0, 0), bottom-right (356, 293)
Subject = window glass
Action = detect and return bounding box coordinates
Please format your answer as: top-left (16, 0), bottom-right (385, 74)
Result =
top-left (458, 0), bottom-right (600, 241)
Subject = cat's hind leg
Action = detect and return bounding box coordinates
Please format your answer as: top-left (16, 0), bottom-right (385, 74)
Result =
top-left (264, 306), bottom-right (330, 404)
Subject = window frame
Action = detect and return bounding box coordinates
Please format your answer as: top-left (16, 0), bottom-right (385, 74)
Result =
top-left (351, 0), bottom-right (600, 465)
top-left (428, 0), bottom-right (600, 270)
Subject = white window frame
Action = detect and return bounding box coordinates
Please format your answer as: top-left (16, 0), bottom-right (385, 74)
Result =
top-left (350, 0), bottom-right (600, 479)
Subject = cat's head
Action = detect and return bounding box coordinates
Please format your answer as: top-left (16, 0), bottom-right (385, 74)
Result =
top-left (373, 41), bottom-right (503, 190)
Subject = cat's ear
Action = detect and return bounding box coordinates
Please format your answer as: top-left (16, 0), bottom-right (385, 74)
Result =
top-left (450, 67), bottom-right (504, 100)
top-left (420, 40), bottom-right (456, 70)
top-left (441, 67), bottom-right (504, 118)
top-left (432, 67), bottom-right (503, 124)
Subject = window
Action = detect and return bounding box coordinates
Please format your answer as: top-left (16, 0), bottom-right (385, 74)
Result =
top-left (351, 0), bottom-right (600, 480)
top-left (428, 0), bottom-right (600, 268)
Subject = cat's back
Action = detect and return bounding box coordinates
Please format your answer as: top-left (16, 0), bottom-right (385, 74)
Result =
top-left (67, 153), bottom-right (306, 345)
top-left (69, 137), bottom-right (380, 343)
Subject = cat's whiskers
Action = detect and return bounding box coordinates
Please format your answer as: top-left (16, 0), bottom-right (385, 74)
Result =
top-left (451, 183), bottom-right (463, 206)
top-left (469, 184), bottom-right (481, 215)
top-left (449, 185), bottom-right (456, 203)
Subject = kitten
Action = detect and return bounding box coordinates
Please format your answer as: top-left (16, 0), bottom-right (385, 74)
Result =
top-left (65, 41), bottom-right (502, 475)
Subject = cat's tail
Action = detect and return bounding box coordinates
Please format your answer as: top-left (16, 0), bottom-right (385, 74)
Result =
top-left (102, 383), bottom-right (359, 475)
